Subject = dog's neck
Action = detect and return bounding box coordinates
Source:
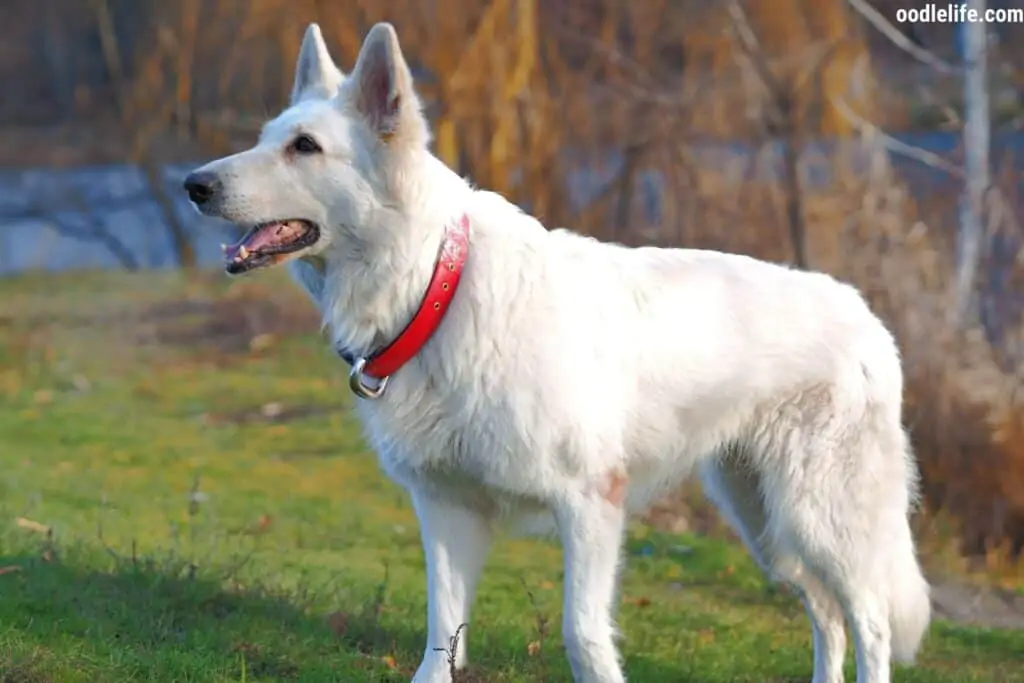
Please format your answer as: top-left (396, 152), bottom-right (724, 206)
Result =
top-left (295, 152), bottom-right (473, 361)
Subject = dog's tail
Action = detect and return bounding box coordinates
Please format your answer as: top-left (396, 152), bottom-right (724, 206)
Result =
top-left (888, 543), bottom-right (931, 663)
top-left (887, 437), bottom-right (931, 663)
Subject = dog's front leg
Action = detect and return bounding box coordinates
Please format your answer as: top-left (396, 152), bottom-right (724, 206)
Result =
top-left (556, 487), bottom-right (628, 683)
top-left (410, 491), bottom-right (492, 683)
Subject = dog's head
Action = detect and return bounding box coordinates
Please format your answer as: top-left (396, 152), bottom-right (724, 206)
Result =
top-left (183, 22), bottom-right (430, 275)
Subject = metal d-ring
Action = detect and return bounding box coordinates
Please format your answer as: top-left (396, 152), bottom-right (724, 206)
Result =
top-left (348, 357), bottom-right (390, 400)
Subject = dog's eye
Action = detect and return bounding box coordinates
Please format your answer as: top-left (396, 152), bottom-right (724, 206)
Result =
top-left (290, 134), bottom-right (322, 155)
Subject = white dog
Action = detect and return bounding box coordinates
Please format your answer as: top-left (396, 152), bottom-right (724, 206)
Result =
top-left (184, 22), bottom-right (931, 683)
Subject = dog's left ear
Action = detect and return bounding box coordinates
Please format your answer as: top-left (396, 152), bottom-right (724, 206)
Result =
top-left (292, 24), bottom-right (345, 105)
top-left (348, 23), bottom-right (429, 148)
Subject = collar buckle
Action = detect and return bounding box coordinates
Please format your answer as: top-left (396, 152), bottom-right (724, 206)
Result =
top-left (348, 357), bottom-right (390, 400)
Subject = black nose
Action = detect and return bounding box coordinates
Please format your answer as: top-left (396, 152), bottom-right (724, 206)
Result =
top-left (183, 171), bottom-right (221, 205)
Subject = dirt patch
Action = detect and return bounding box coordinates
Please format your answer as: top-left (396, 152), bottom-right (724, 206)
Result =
top-left (1, 272), bottom-right (322, 368)
top-left (0, 658), bottom-right (51, 683)
top-left (201, 402), bottom-right (342, 426)
top-left (929, 579), bottom-right (1024, 630)
top-left (141, 291), bottom-right (320, 354)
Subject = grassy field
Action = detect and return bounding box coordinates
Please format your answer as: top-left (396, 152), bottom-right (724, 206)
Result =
top-left (1, 270), bottom-right (1022, 683)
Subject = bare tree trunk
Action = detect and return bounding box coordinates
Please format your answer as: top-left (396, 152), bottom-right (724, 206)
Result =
top-left (141, 159), bottom-right (196, 269)
top-left (777, 91), bottom-right (808, 270)
top-left (43, 0), bottom-right (74, 116)
top-left (953, 1), bottom-right (990, 325)
top-left (727, 0), bottom-right (808, 269)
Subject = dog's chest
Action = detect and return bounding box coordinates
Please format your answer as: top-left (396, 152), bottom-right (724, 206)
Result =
top-left (354, 385), bottom-right (555, 501)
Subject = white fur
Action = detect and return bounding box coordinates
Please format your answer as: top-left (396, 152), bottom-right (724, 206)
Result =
top-left (187, 23), bottom-right (932, 683)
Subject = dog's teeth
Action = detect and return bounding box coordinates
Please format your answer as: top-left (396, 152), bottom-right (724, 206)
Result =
top-left (238, 245), bottom-right (249, 260)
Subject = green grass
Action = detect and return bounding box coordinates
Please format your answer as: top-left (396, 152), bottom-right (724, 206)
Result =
top-left (0, 270), bottom-right (1022, 682)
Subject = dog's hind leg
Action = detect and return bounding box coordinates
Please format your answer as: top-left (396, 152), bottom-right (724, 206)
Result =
top-left (410, 492), bottom-right (493, 683)
top-left (700, 457), bottom-right (847, 683)
top-left (780, 560), bottom-right (849, 683)
top-left (759, 426), bottom-right (929, 683)
top-left (555, 476), bottom-right (629, 683)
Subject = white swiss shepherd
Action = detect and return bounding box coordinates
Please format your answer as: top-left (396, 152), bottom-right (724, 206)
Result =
top-left (183, 22), bottom-right (931, 683)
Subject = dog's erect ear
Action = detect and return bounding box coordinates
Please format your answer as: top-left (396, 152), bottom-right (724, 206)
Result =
top-left (348, 23), bottom-right (429, 147)
top-left (291, 24), bottom-right (345, 105)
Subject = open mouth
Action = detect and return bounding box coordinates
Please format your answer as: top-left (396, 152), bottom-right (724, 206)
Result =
top-left (223, 220), bottom-right (320, 274)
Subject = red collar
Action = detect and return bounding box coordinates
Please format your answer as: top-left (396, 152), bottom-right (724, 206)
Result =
top-left (342, 214), bottom-right (470, 399)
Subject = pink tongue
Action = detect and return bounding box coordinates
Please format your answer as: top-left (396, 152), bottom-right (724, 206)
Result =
top-left (224, 223), bottom-right (288, 260)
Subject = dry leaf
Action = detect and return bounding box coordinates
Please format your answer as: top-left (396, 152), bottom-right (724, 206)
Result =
top-left (527, 640), bottom-right (542, 656)
top-left (539, 580), bottom-right (555, 590)
top-left (380, 655), bottom-right (399, 670)
top-left (15, 517), bottom-right (50, 534)
top-left (0, 566), bottom-right (23, 576)
top-left (625, 596), bottom-right (652, 608)
top-left (249, 334), bottom-right (276, 352)
top-left (326, 611), bottom-right (349, 637)
top-left (239, 514), bottom-right (273, 536)
top-left (260, 402), bottom-right (284, 419)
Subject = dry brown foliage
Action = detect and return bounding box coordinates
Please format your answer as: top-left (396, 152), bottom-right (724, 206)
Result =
top-left (5, 0), bottom-right (1024, 561)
